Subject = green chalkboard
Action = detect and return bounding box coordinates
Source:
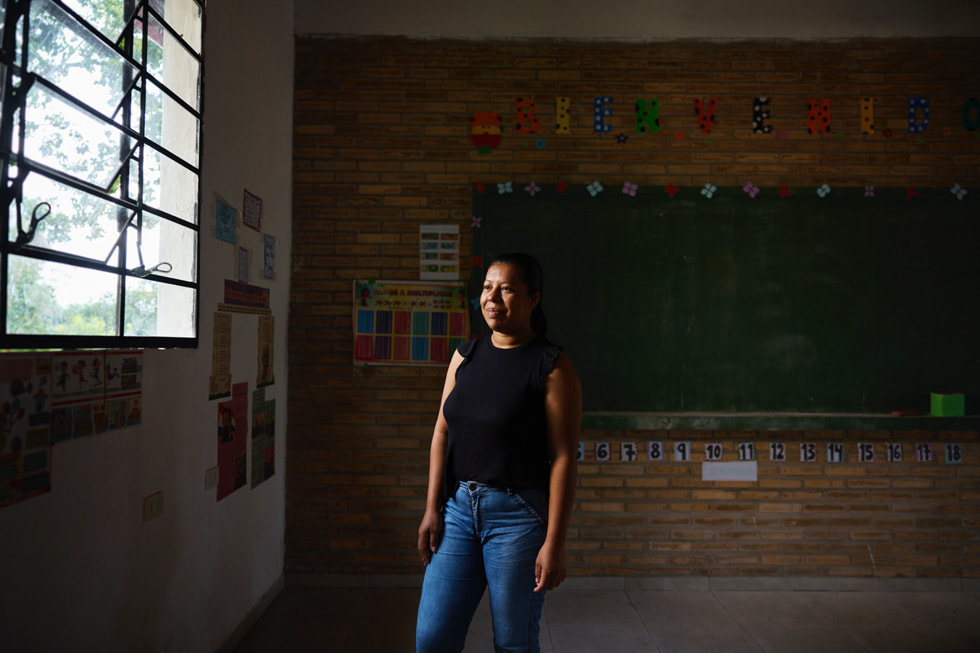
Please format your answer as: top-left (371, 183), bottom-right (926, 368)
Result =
top-left (472, 186), bottom-right (979, 414)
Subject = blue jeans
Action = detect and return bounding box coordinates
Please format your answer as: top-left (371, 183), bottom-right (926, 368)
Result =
top-left (416, 481), bottom-right (548, 653)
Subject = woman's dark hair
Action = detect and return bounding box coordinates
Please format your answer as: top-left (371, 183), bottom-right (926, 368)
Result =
top-left (489, 252), bottom-right (548, 338)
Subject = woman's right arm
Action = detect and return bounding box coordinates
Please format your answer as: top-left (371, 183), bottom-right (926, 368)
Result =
top-left (418, 349), bottom-right (464, 565)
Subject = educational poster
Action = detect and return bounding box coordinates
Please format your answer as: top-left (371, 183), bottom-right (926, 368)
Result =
top-left (419, 224), bottom-right (460, 280)
top-left (238, 246), bottom-right (249, 283)
top-left (0, 356), bottom-right (53, 509)
top-left (209, 311), bottom-right (232, 399)
top-left (353, 280), bottom-right (469, 366)
top-left (1, 350), bottom-right (143, 509)
top-left (251, 388), bottom-right (275, 488)
top-left (50, 350), bottom-right (142, 442)
top-left (215, 196), bottom-right (237, 244)
top-left (216, 382), bottom-right (248, 501)
top-left (257, 314), bottom-right (275, 388)
top-left (243, 188), bottom-right (262, 232)
top-left (263, 233), bottom-right (276, 280)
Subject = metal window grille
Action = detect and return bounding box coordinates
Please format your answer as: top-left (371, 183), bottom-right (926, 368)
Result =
top-left (0, 0), bottom-right (202, 348)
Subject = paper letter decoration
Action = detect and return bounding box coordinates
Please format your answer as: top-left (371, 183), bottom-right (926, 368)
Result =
top-left (515, 97), bottom-right (541, 134)
top-left (807, 99), bottom-right (831, 135)
top-left (693, 98), bottom-right (717, 134)
top-left (861, 97), bottom-right (875, 135)
top-left (594, 96), bottom-right (614, 132)
top-left (908, 97), bottom-right (931, 134)
top-left (471, 111), bottom-right (502, 154)
top-left (556, 97), bottom-right (571, 134)
top-left (752, 97), bottom-right (771, 134)
top-left (635, 98), bottom-right (660, 134)
top-left (963, 97), bottom-right (980, 131)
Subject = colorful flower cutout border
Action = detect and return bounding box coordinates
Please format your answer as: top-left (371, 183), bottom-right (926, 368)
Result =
top-left (742, 182), bottom-right (760, 198)
top-left (471, 215), bottom-right (482, 228)
top-left (779, 185), bottom-right (792, 198)
top-left (864, 185), bottom-right (875, 198)
top-left (951, 183), bottom-right (968, 200)
top-left (524, 181), bottom-right (541, 197)
top-left (497, 182), bottom-right (512, 194)
top-left (664, 183), bottom-right (680, 198)
top-left (587, 181), bottom-right (604, 197)
top-left (622, 181), bottom-right (638, 197)
top-left (816, 183), bottom-right (832, 198)
top-left (701, 183), bottom-right (717, 199)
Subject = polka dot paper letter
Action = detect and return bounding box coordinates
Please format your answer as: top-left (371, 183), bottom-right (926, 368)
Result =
top-left (594, 96), bottom-right (614, 133)
top-left (515, 97), bottom-right (541, 134)
top-left (693, 98), bottom-right (717, 134)
top-left (635, 98), bottom-right (660, 134)
top-left (807, 98), bottom-right (831, 135)
top-left (752, 97), bottom-right (771, 134)
top-left (555, 97), bottom-right (571, 134)
top-left (907, 97), bottom-right (930, 134)
top-left (471, 111), bottom-right (502, 154)
top-left (861, 97), bottom-right (875, 135)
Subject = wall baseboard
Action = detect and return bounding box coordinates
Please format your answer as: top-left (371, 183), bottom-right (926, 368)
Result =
top-left (284, 573), bottom-right (980, 593)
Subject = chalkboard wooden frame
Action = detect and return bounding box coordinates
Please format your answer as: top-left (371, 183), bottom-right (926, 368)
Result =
top-left (472, 185), bottom-right (978, 426)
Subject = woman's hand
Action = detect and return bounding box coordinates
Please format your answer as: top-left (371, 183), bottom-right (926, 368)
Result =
top-left (418, 508), bottom-right (443, 565)
top-left (534, 538), bottom-right (567, 592)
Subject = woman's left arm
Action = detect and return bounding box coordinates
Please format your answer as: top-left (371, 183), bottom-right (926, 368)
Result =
top-left (534, 351), bottom-right (582, 593)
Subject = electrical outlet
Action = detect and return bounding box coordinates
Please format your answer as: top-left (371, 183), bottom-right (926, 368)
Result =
top-left (142, 491), bottom-right (164, 522)
top-left (205, 466), bottom-right (219, 490)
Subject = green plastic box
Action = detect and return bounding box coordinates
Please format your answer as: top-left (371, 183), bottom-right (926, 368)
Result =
top-left (930, 393), bottom-right (965, 417)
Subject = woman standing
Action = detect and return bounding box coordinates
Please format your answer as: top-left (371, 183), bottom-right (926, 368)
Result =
top-left (416, 253), bottom-right (582, 652)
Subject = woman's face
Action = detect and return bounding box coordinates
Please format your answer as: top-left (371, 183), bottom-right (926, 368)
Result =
top-left (481, 263), bottom-right (540, 336)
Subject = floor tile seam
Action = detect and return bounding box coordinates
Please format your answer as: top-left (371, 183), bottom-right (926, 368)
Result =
top-left (795, 591), bottom-right (900, 652)
top-left (706, 590), bottom-right (840, 653)
top-left (619, 589), bottom-right (667, 652)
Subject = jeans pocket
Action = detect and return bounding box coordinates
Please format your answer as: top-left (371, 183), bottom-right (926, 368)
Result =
top-left (509, 489), bottom-right (548, 528)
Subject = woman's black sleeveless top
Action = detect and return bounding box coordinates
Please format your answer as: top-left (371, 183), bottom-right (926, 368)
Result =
top-left (441, 336), bottom-right (560, 505)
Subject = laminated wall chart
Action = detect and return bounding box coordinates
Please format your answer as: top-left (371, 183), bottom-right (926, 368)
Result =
top-left (1, 351), bottom-right (143, 509)
top-left (353, 280), bottom-right (469, 366)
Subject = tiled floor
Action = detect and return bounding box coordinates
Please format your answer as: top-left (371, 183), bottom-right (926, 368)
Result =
top-left (233, 581), bottom-right (980, 652)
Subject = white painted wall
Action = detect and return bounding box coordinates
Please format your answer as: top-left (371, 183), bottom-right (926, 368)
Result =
top-left (294, 0), bottom-right (980, 38)
top-left (0, 1), bottom-right (294, 651)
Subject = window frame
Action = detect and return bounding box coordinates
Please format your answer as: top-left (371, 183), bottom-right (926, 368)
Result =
top-left (0, 0), bottom-right (203, 349)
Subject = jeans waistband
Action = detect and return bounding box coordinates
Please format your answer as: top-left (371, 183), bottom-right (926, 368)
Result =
top-left (459, 480), bottom-right (502, 493)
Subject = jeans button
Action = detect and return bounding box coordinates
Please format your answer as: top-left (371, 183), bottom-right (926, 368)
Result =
top-left (468, 482), bottom-right (478, 491)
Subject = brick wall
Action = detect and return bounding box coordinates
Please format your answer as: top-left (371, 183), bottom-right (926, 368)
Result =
top-left (288, 36), bottom-right (980, 579)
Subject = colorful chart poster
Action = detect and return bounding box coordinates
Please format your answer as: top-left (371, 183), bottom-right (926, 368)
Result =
top-left (216, 382), bottom-right (248, 501)
top-left (419, 224), bottom-right (460, 280)
top-left (251, 388), bottom-right (275, 489)
top-left (353, 280), bottom-right (469, 366)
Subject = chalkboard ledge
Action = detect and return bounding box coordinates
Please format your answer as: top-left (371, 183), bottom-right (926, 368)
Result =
top-left (583, 412), bottom-right (980, 432)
